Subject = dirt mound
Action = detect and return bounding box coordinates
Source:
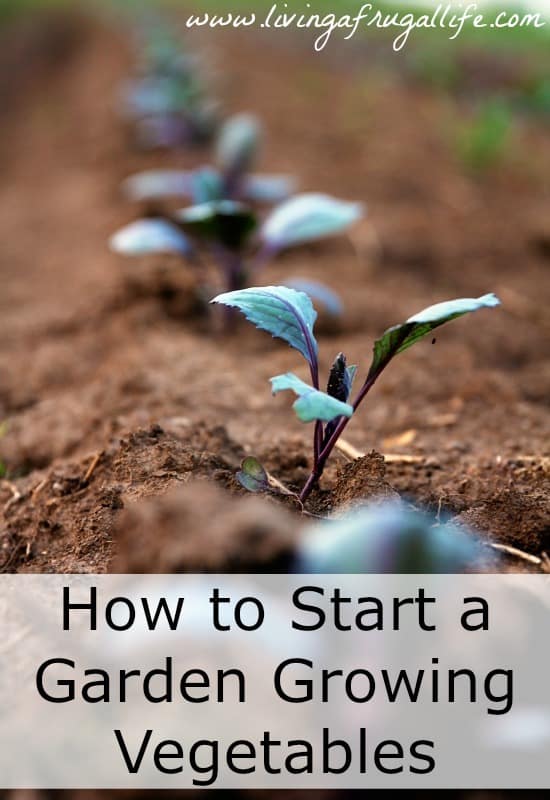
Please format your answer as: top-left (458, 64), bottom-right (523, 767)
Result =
top-left (458, 486), bottom-right (550, 553)
top-left (0, 421), bottom-right (244, 573)
top-left (331, 451), bottom-right (400, 510)
top-left (114, 481), bottom-right (295, 573)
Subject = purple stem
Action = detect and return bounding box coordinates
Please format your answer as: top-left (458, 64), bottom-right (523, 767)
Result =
top-left (299, 365), bottom-right (386, 504)
top-left (223, 166), bottom-right (246, 202)
top-left (212, 244), bottom-right (247, 293)
top-left (309, 362), bottom-right (321, 469)
top-left (298, 321), bottom-right (415, 504)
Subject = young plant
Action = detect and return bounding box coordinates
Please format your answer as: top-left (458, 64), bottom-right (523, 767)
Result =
top-left (122, 112), bottom-right (296, 207)
top-left (120, 18), bottom-right (219, 148)
top-left (110, 193), bottom-right (363, 304)
top-left (296, 501), bottom-right (484, 573)
top-left (211, 286), bottom-right (501, 504)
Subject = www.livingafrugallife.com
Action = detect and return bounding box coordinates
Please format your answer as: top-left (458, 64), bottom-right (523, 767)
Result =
top-left (184, 3), bottom-right (547, 51)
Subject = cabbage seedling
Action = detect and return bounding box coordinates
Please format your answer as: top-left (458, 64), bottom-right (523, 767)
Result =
top-left (110, 193), bottom-right (363, 300)
top-left (120, 19), bottom-right (219, 148)
top-left (211, 286), bottom-right (501, 503)
top-left (115, 117), bottom-right (361, 307)
top-left (296, 502), bottom-right (484, 573)
top-left (122, 113), bottom-right (296, 206)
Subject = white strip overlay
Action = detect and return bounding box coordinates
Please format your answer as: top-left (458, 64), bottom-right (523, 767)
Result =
top-left (0, 574), bottom-right (549, 788)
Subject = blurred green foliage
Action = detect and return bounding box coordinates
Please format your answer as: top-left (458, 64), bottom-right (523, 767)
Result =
top-left (454, 98), bottom-right (513, 172)
top-left (522, 76), bottom-right (550, 115)
top-left (0, 0), bottom-right (65, 23)
top-left (407, 43), bottom-right (463, 91)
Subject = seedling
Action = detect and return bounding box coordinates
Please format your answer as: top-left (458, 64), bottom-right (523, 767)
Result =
top-left (212, 285), bottom-right (500, 503)
top-left (120, 18), bottom-right (219, 148)
top-left (296, 501), bottom-right (484, 573)
top-left (110, 193), bottom-right (362, 303)
top-left (122, 112), bottom-right (296, 207)
top-left (113, 113), bottom-right (360, 310)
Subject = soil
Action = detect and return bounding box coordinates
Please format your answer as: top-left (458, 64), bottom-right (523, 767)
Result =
top-left (0, 9), bottom-right (549, 581)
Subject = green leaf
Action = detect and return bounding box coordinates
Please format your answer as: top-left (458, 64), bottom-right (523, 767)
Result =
top-left (297, 503), bottom-right (483, 574)
top-left (121, 168), bottom-right (224, 205)
top-left (346, 365), bottom-right (358, 394)
top-left (284, 279), bottom-right (343, 316)
top-left (369, 293), bottom-right (501, 378)
top-left (216, 113), bottom-right (261, 176)
top-left (109, 219), bottom-right (193, 257)
top-left (270, 373), bottom-right (353, 423)
top-left (190, 167), bottom-right (224, 204)
top-left (211, 286), bottom-right (319, 369)
top-left (122, 170), bottom-right (194, 201)
top-left (243, 173), bottom-right (296, 204)
top-left (261, 193), bottom-right (363, 252)
top-left (175, 200), bottom-right (257, 250)
top-left (236, 457), bottom-right (270, 493)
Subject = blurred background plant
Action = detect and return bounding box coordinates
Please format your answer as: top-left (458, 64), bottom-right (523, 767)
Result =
top-left (118, 12), bottom-right (220, 148)
top-left (295, 501), bottom-right (487, 574)
top-left (110, 192), bottom-right (362, 305)
top-left (122, 111), bottom-right (296, 208)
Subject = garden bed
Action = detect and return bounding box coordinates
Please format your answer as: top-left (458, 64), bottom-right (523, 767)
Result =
top-left (0, 11), bottom-right (548, 575)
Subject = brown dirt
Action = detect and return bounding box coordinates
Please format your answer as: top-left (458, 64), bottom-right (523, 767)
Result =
top-left (114, 481), bottom-right (295, 573)
top-left (330, 451), bottom-right (399, 510)
top-left (0, 10), bottom-right (549, 580)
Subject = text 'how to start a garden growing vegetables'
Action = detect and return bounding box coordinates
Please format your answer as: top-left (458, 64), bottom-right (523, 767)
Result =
top-left (0, 574), bottom-right (549, 789)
